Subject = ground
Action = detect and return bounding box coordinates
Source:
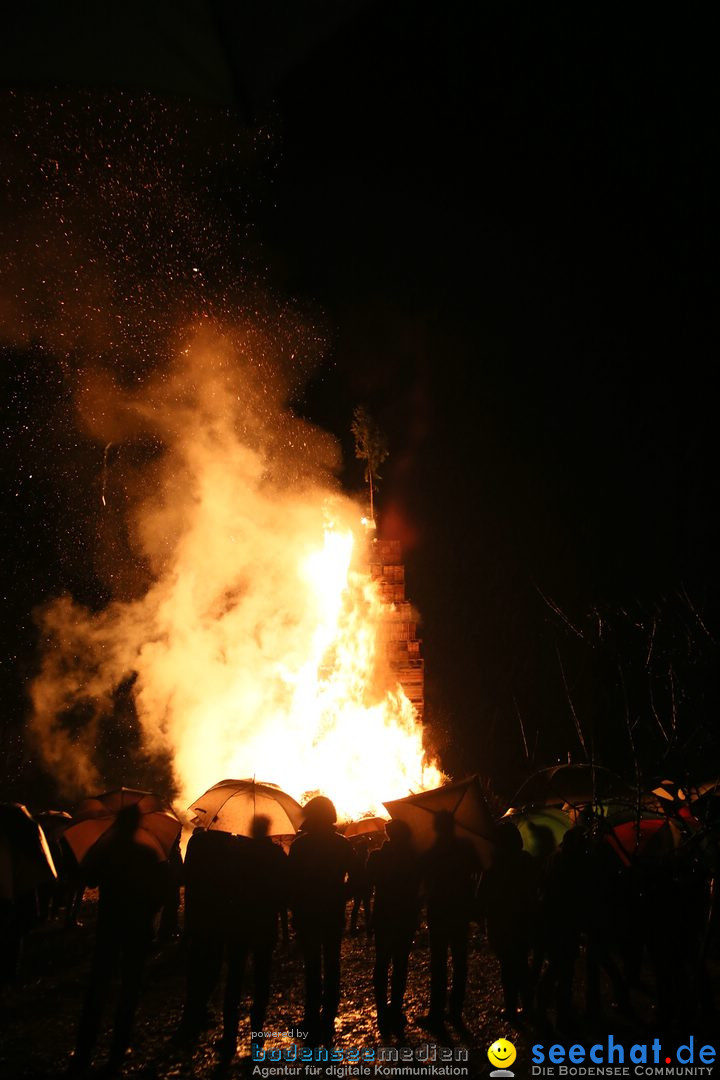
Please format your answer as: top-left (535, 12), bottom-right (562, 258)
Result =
top-left (1, 894), bottom-right (718, 1080)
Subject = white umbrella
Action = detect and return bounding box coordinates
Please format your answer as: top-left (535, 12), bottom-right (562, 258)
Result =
top-left (187, 779), bottom-right (304, 837)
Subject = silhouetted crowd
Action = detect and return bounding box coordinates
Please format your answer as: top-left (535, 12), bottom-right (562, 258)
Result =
top-left (1, 795), bottom-right (717, 1078)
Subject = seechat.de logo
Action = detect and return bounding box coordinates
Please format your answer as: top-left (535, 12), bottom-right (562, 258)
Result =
top-left (488, 1037), bottom-right (517, 1077)
top-left (531, 1035), bottom-right (717, 1071)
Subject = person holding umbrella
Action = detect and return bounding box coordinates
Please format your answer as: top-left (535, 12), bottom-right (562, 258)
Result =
top-left (366, 818), bottom-right (421, 1038)
top-left (419, 809), bottom-right (482, 1035)
top-left (67, 801), bottom-right (171, 1076)
top-left (477, 820), bottom-right (538, 1022)
top-left (179, 779), bottom-right (301, 1055)
top-left (179, 825), bottom-right (238, 1041)
top-left (0, 803), bottom-right (57, 985)
top-left (288, 796), bottom-right (359, 1045)
top-left (220, 814), bottom-right (288, 1059)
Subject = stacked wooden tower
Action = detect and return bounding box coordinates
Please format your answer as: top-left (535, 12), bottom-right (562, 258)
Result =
top-left (369, 538), bottom-right (424, 721)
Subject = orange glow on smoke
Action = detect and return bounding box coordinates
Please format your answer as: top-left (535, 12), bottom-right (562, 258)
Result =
top-left (29, 330), bottom-right (441, 821)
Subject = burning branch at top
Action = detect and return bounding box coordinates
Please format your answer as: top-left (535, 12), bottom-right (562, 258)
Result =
top-left (351, 406), bottom-right (389, 527)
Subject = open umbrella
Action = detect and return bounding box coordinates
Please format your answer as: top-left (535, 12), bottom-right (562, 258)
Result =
top-left (606, 814), bottom-right (698, 862)
top-left (510, 764), bottom-right (634, 810)
top-left (187, 779), bottom-right (304, 838)
top-left (688, 778), bottom-right (720, 803)
top-left (686, 779), bottom-right (720, 828)
top-left (384, 776), bottom-right (494, 867)
top-left (343, 816), bottom-right (388, 838)
top-left (35, 810), bottom-right (72, 841)
top-left (64, 788), bottom-right (180, 865)
top-left (0, 804), bottom-right (58, 901)
top-left (502, 807), bottom-right (572, 860)
top-left (588, 796), bottom-right (700, 864)
top-left (643, 778), bottom-right (695, 816)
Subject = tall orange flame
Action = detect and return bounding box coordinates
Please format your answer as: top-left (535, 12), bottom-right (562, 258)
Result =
top-left (29, 330), bottom-right (442, 819)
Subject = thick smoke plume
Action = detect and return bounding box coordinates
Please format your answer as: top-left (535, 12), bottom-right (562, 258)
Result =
top-left (29, 327), bottom-right (437, 814)
top-left (2, 93), bottom-right (438, 813)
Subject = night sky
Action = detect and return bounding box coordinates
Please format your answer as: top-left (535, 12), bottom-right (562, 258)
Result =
top-left (2, 3), bottom-right (719, 802)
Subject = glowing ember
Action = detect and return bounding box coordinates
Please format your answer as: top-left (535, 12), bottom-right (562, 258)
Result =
top-left (29, 329), bottom-right (442, 820)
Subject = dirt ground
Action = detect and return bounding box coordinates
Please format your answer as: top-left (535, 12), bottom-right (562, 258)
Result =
top-left (1, 894), bottom-right (718, 1080)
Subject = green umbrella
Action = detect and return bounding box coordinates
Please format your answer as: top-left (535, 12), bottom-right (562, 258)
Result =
top-left (502, 807), bottom-right (572, 859)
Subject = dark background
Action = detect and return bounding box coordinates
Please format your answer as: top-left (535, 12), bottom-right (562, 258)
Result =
top-left (2, 2), bottom-right (719, 801)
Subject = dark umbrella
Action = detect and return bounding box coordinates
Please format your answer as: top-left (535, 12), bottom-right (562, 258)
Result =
top-left (686, 779), bottom-right (720, 828)
top-left (64, 788), bottom-right (180, 866)
top-left (688, 778), bottom-right (720, 803)
top-left (384, 776), bottom-right (494, 867)
top-left (0, 803), bottom-right (58, 902)
top-left (510, 764), bottom-right (634, 810)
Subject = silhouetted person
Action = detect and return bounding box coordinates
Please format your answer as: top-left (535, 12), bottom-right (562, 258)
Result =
top-left (69, 803), bottom-right (169, 1075)
top-left (536, 826), bottom-right (585, 1030)
top-left (524, 822), bottom-right (559, 993)
top-left (581, 819), bottom-right (631, 1022)
top-left (288, 796), bottom-right (358, 1044)
top-left (179, 827), bottom-right (240, 1038)
top-left (220, 815), bottom-right (287, 1059)
top-left (420, 810), bottom-right (481, 1033)
top-left (157, 834), bottom-right (183, 942)
top-left (367, 819), bottom-right (420, 1037)
top-left (643, 843), bottom-right (710, 1030)
top-left (0, 889), bottom-right (38, 986)
top-left (536, 820), bottom-right (630, 1029)
top-left (478, 821), bottom-right (538, 1021)
top-left (349, 835), bottom-right (372, 935)
top-left (0, 803), bottom-right (50, 984)
top-left (55, 836), bottom-right (86, 929)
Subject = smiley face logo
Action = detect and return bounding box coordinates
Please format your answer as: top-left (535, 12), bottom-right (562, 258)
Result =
top-left (488, 1038), bottom-right (517, 1070)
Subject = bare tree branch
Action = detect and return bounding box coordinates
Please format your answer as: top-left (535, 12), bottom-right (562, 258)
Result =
top-left (669, 664), bottom-right (678, 737)
top-left (351, 406), bottom-right (389, 523)
top-left (645, 614), bottom-right (656, 669)
top-left (648, 672), bottom-right (669, 744)
top-left (556, 644), bottom-right (588, 760)
top-left (679, 583), bottom-right (716, 644)
top-left (535, 581), bottom-right (586, 642)
top-left (512, 693), bottom-right (529, 761)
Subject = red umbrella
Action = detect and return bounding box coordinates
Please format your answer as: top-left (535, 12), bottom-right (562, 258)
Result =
top-left (606, 811), bottom-right (699, 864)
top-left (64, 788), bottom-right (180, 865)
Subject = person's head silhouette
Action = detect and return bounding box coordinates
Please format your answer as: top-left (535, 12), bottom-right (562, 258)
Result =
top-left (493, 821), bottom-right (524, 857)
top-left (302, 796), bottom-right (337, 832)
top-left (114, 803), bottom-right (141, 838)
top-left (252, 814), bottom-right (271, 840)
top-left (386, 819), bottom-right (412, 846)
